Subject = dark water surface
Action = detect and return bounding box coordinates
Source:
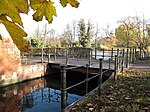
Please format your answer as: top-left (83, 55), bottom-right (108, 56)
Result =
top-left (0, 74), bottom-right (84, 112)
top-left (0, 71), bottom-right (100, 112)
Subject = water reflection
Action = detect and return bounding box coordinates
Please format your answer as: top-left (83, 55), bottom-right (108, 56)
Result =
top-left (0, 76), bottom-right (82, 112)
top-left (22, 88), bottom-right (61, 112)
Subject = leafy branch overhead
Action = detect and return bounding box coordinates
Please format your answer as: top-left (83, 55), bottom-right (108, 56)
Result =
top-left (0, 0), bottom-right (79, 52)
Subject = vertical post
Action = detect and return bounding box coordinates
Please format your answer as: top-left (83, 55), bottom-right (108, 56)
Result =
top-left (111, 48), bottom-right (113, 59)
top-left (114, 55), bottom-right (118, 80)
top-left (54, 48), bottom-right (56, 61)
top-left (117, 49), bottom-right (119, 57)
top-left (88, 49), bottom-right (91, 66)
top-left (121, 49), bottom-right (125, 73)
top-left (72, 47), bottom-right (75, 59)
top-left (117, 49), bottom-right (119, 70)
top-left (48, 48), bottom-right (51, 63)
top-left (98, 58), bottom-right (103, 96)
top-left (109, 58), bottom-right (111, 75)
top-left (135, 47), bottom-right (137, 59)
top-left (95, 47), bottom-right (97, 59)
top-left (86, 64), bottom-right (89, 94)
top-left (60, 64), bottom-right (67, 112)
top-left (132, 47), bottom-right (135, 63)
top-left (91, 48), bottom-right (93, 59)
top-left (41, 47), bottom-right (43, 63)
top-left (129, 47), bottom-right (132, 63)
top-left (140, 43), bottom-right (142, 58)
top-left (126, 48), bottom-right (129, 68)
top-left (66, 48), bottom-right (69, 65)
top-left (102, 49), bottom-right (105, 59)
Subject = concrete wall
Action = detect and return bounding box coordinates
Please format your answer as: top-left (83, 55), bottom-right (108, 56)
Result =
top-left (0, 38), bottom-right (46, 87)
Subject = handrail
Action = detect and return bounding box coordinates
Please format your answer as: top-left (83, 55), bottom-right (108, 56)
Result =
top-left (65, 65), bottom-right (85, 70)
top-left (21, 47), bottom-right (135, 112)
top-left (65, 80), bottom-right (86, 91)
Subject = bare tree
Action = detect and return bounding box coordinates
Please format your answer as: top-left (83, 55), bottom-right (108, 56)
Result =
top-left (102, 24), bottom-right (113, 38)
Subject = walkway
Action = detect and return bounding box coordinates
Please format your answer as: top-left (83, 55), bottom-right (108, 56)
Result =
top-left (128, 60), bottom-right (150, 72)
top-left (28, 56), bottom-right (115, 70)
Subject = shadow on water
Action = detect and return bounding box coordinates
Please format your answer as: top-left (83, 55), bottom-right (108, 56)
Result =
top-left (0, 70), bottom-right (111, 112)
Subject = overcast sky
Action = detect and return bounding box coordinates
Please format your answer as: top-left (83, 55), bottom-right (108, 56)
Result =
top-left (1, 0), bottom-right (150, 37)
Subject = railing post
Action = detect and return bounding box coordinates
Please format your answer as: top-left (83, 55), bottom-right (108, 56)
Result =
top-left (48, 48), bottom-right (51, 63)
top-left (102, 49), bottom-right (105, 59)
top-left (129, 47), bottom-right (132, 63)
top-left (72, 47), bottom-right (75, 59)
top-left (114, 55), bottom-right (118, 80)
top-left (95, 47), bottom-right (97, 59)
top-left (126, 48), bottom-right (129, 68)
top-left (140, 43), bottom-right (142, 58)
top-left (88, 49), bottom-right (91, 66)
top-left (117, 49), bottom-right (119, 70)
top-left (60, 64), bottom-right (67, 112)
top-left (121, 49), bottom-right (125, 73)
top-left (132, 47), bottom-right (135, 63)
top-left (135, 47), bottom-right (137, 59)
top-left (109, 58), bottom-right (111, 75)
top-left (54, 48), bottom-right (56, 61)
top-left (86, 64), bottom-right (89, 94)
top-left (41, 47), bottom-right (43, 63)
top-left (66, 48), bottom-right (69, 65)
top-left (98, 58), bottom-right (103, 96)
top-left (111, 48), bottom-right (113, 59)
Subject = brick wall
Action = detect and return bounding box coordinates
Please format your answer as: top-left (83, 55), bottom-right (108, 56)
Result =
top-left (0, 38), bottom-right (46, 87)
top-left (0, 38), bottom-right (21, 77)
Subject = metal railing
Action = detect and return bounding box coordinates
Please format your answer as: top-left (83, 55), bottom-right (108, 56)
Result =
top-left (20, 47), bottom-right (134, 112)
top-left (21, 47), bottom-right (138, 68)
top-left (59, 56), bottom-right (119, 112)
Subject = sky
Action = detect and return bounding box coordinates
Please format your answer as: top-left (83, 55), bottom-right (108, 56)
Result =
top-left (1, 0), bottom-right (150, 37)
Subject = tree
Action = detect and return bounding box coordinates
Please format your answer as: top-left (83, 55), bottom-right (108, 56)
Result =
top-left (62, 24), bottom-right (73, 47)
top-left (115, 16), bottom-right (150, 57)
top-left (102, 24), bottom-right (113, 37)
top-left (0, 0), bottom-right (79, 51)
top-left (77, 19), bottom-right (94, 47)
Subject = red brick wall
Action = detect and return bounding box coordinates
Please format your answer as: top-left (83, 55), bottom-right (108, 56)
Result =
top-left (0, 38), bottom-right (21, 77)
top-left (0, 38), bottom-right (46, 87)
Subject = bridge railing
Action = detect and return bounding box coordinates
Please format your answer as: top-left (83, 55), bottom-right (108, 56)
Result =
top-left (59, 55), bottom-right (122, 112)
top-left (20, 47), bottom-right (136, 73)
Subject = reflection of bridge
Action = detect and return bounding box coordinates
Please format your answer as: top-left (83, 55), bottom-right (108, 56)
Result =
top-left (22, 87), bottom-right (81, 112)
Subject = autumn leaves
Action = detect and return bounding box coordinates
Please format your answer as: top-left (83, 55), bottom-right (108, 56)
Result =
top-left (0, 0), bottom-right (79, 51)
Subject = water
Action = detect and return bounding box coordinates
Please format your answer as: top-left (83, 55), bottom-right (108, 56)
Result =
top-left (0, 75), bottom-right (82, 112)
top-left (92, 50), bottom-right (118, 59)
top-left (0, 68), bottom-right (110, 112)
top-left (22, 88), bottom-right (81, 112)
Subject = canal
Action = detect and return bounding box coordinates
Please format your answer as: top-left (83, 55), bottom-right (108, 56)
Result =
top-left (0, 69), bottom-right (107, 112)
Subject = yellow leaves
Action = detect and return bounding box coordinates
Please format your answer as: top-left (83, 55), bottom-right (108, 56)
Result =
top-left (30, 0), bottom-right (57, 23)
top-left (0, 0), bottom-right (29, 26)
top-left (0, 0), bottom-right (79, 51)
top-left (0, 16), bottom-right (29, 52)
top-left (136, 98), bottom-right (143, 103)
top-left (12, 0), bottom-right (29, 14)
top-left (60, 0), bottom-right (80, 8)
top-left (0, 0), bottom-right (29, 51)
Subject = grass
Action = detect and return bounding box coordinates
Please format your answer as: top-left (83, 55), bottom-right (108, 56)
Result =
top-left (69, 71), bottom-right (150, 112)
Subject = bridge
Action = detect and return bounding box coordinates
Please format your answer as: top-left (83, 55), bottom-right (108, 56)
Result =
top-left (21, 47), bottom-right (137, 112)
